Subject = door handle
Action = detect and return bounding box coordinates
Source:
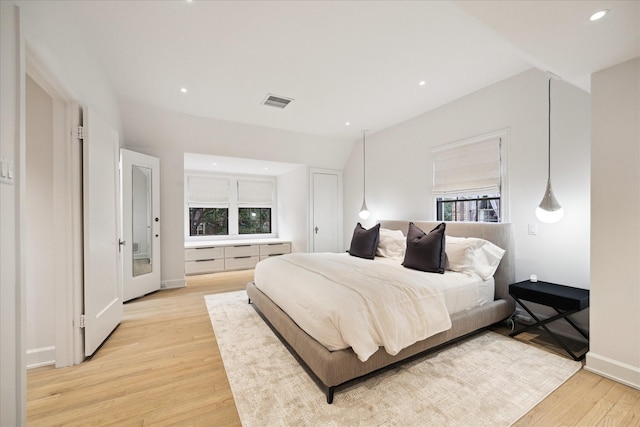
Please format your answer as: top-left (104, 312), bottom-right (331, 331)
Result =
top-left (118, 239), bottom-right (125, 253)
top-left (314, 226), bottom-right (319, 234)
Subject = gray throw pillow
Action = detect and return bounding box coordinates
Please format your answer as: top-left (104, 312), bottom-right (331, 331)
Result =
top-left (348, 223), bottom-right (380, 260)
top-left (402, 222), bottom-right (446, 273)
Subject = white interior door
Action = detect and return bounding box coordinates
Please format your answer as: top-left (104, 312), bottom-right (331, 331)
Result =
top-left (121, 149), bottom-right (161, 301)
top-left (82, 106), bottom-right (123, 357)
top-left (311, 171), bottom-right (341, 253)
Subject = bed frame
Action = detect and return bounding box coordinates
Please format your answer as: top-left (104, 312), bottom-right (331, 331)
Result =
top-left (246, 221), bottom-right (516, 403)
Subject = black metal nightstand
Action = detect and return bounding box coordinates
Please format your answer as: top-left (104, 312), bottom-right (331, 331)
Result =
top-left (509, 280), bottom-right (589, 361)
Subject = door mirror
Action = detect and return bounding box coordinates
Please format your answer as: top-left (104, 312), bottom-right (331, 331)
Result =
top-left (132, 164), bottom-right (152, 276)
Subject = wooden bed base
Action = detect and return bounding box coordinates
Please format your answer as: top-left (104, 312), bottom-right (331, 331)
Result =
top-left (246, 221), bottom-right (516, 403)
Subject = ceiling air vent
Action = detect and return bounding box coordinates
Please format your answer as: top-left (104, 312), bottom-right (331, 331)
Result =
top-left (262, 94), bottom-right (294, 109)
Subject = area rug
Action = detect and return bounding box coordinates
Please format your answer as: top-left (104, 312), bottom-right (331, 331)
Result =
top-left (205, 291), bottom-right (581, 426)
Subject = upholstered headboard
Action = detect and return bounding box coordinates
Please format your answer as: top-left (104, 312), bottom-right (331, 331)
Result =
top-left (379, 220), bottom-right (515, 301)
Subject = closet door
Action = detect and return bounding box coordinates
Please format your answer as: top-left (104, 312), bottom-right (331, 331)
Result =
top-left (310, 169), bottom-right (342, 253)
top-left (82, 106), bottom-right (123, 356)
top-left (121, 149), bottom-right (161, 301)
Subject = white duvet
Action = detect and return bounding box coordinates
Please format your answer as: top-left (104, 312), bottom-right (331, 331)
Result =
top-left (254, 252), bottom-right (456, 362)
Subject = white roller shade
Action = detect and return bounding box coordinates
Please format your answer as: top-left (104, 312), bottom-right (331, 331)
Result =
top-left (238, 180), bottom-right (273, 206)
top-left (188, 176), bottom-right (229, 207)
top-left (432, 138), bottom-right (501, 197)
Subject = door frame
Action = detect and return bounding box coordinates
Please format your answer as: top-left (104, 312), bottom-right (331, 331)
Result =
top-left (308, 168), bottom-right (343, 253)
top-left (26, 48), bottom-right (85, 366)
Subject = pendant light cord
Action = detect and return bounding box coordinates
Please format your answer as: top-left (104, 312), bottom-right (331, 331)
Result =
top-left (548, 78), bottom-right (551, 182)
top-left (362, 131), bottom-right (366, 197)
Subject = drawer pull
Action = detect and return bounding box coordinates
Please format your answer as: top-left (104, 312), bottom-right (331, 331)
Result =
top-left (195, 258), bottom-right (216, 262)
top-left (268, 253), bottom-right (283, 257)
top-left (233, 244), bottom-right (252, 248)
top-left (195, 246), bottom-right (217, 250)
top-left (235, 256), bottom-right (252, 259)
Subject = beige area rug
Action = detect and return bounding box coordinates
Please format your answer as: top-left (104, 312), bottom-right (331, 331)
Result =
top-left (205, 291), bottom-right (581, 426)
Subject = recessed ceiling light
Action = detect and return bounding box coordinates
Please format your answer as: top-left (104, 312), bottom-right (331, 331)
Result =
top-left (180, 87), bottom-right (188, 93)
top-left (419, 81), bottom-right (426, 86)
top-left (211, 162), bottom-right (217, 166)
top-left (589, 9), bottom-right (608, 21)
top-left (345, 122), bottom-right (351, 126)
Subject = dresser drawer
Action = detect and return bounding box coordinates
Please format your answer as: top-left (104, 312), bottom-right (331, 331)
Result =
top-left (185, 246), bottom-right (224, 261)
top-left (259, 243), bottom-right (291, 256)
top-left (225, 255), bottom-right (259, 271)
top-left (260, 254), bottom-right (287, 261)
top-left (185, 259), bottom-right (225, 275)
top-left (225, 244), bottom-right (259, 258)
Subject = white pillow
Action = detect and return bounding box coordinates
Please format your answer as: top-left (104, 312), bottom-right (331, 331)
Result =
top-left (446, 236), bottom-right (505, 280)
top-left (376, 228), bottom-right (406, 260)
top-left (444, 237), bottom-right (477, 275)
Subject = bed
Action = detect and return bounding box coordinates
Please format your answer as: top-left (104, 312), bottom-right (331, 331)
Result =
top-left (246, 220), bottom-right (515, 403)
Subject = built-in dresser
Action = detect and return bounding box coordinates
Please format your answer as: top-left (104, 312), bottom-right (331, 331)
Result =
top-left (184, 240), bottom-right (291, 275)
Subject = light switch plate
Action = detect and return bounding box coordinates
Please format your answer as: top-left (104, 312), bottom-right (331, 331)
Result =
top-left (528, 223), bottom-right (538, 235)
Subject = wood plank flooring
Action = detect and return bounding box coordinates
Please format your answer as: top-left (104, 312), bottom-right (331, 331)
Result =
top-left (27, 271), bottom-right (640, 426)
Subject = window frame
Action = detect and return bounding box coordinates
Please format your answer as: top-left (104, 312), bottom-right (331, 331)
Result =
top-left (185, 172), bottom-right (277, 242)
top-left (431, 129), bottom-right (509, 223)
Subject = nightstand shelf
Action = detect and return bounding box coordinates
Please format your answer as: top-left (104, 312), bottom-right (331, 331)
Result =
top-left (509, 280), bottom-right (589, 361)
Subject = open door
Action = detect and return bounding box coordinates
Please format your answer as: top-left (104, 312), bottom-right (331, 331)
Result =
top-left (121, 149), bottom-right (161, 301)
top-left (82, 106), bottom-right (123, 357)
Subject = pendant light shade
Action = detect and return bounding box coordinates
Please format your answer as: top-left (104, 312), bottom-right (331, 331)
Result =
top-left (359, 130), bottom-right (370, 220)
top-left (536, 179), bottom-right (564, 223)
top-left (536, 77), bottom-right (564, 223)
top-left (359, 199), bottom-right (370, 220)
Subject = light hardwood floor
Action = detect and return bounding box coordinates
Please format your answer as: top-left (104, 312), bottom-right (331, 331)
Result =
top-left (28, 271), bottom-right (639, 426)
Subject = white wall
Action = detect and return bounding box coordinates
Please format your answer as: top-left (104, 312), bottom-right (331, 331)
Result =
top-left (278, 166), bottom-right (309, 253)
top-left (25, 75), bottom-right (56, 368)
top-left (587, 57), bottom-right (640, 390)
top-left (1, 4), bottom-right (26, 425)
top-left (345, 69), bottom-right (591, 286)
top-left (16, 1), bottom-right (122, 134)
top-left (343, 69), bottom-right (591, 335)
top-left (121, 102), bottom-right (352, 287)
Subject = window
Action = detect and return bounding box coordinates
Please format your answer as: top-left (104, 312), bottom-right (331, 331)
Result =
top-left (432, 133), bottom-right (504, 222)
top-left (185, 174), bottom-right (276, 239)
top-left (187, 176), bottom-right (230, 237)
top-left (189, 207), bottom-right (228, 236)
top-left (239, 208), bottom-right (271, 234)
top-left (237, 179), bottom-right (273, 235)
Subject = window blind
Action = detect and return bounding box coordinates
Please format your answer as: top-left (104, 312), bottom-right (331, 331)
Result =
top-left (432, 138), bottom-right (501, 197)
top-left (237, 180), bottom-right (273, 206)
top-left (187, 176), bottom-right (230, 207)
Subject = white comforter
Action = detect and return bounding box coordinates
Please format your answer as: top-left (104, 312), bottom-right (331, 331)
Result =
top-left (254, 252), bottom-right (453, 362)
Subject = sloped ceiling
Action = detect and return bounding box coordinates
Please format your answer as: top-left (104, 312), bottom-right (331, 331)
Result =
top-left (15, 0), bottom-right (639, 139)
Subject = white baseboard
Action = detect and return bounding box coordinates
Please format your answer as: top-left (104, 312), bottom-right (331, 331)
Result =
top-left (585, 352), bottom-right (640, 390)
top-left (161, 278), bottom-right (186, 289)
top-left (27, 345), bottom-right (55, 369)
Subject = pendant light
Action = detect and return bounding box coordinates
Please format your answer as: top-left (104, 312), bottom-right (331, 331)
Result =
top-left (536, 77), bottom-right (564, 223)
top-left (359, 130), bottom-right (370, 220)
